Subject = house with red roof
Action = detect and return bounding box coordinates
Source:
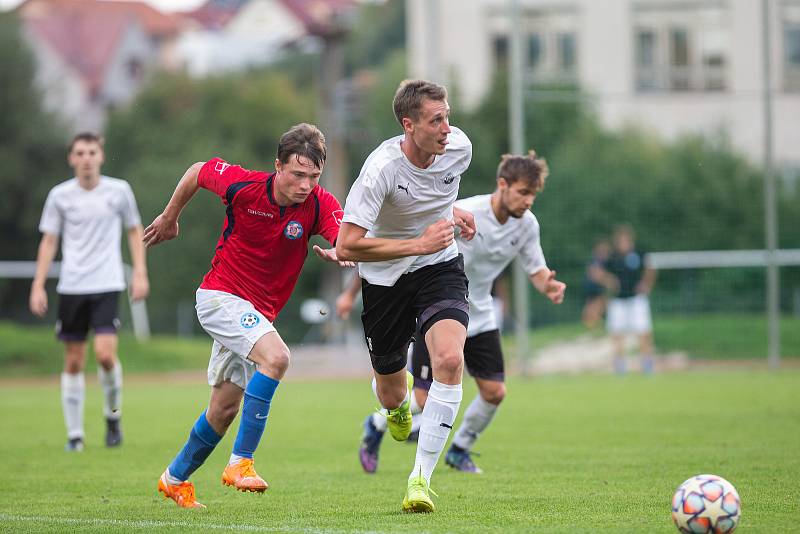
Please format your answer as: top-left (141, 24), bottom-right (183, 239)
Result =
top-left (177, 0), bottom-right (354, 77)
top-left (18, 0), bottom-right (181, 132)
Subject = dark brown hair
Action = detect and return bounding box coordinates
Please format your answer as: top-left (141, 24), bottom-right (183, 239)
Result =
top-left (392, 79), bottom-right (448, 126)
top-left (277, 123), bottom-right (327, 169)
top-left (496, 149), bottom-right (549, 192)
top-left (68, 132), bottom-right (104, 154)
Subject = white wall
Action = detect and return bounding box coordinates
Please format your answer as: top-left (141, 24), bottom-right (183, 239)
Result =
top-left (406, 0), bottom-right (800, 167)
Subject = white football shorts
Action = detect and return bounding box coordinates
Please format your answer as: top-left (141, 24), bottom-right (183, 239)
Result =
top-left (195, 288), bottom-right (276, 389)
top-left (607, 294), bottom-right (652, 335)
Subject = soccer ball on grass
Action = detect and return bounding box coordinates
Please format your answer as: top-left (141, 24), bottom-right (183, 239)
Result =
top-left (671, 474), bottom-right (740, 533)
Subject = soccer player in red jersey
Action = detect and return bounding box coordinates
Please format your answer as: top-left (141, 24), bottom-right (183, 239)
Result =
top-left (144, 123), bottom-right (350, 509)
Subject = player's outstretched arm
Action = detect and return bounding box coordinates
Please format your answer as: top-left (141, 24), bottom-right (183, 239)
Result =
top-left (453, 206), bottom-right (476, 241)
top-left (127, 225), bottom-right (150, 301)
top-left (143, 162), bottom-right (203, 248)
top-left (335, 272), bottom-right (361, 319)
top-left (311, 245), bottom-right (356, 268)
top-left (636, 262), bottom-right (657, 295)
top-left (29, 233), bottom-right (58, 317)
top-left (530, 268), bottom-right (566, 305)
top-left (335, 220), bottom-right (456, 262)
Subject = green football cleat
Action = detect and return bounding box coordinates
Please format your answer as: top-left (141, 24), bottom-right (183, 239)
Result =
top-left (402, 473), bottom-right (436, 513)
top-left (386, 371), bottom-right (414, 441)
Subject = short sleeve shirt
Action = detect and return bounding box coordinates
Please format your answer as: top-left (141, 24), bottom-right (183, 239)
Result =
top-left (455, 194), bottom-right (547, 336)
top-left (342, 126), bottom-right (472, 286)
top-left (604, 250), bottom-right (647, 299)
top-left (197, 158), bottom-right (342, 321)
top-left (39, 176), bottom-right (141, 294)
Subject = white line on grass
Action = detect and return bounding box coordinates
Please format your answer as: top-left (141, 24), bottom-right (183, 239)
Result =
top-left (0, 513), bottom-right (401, 534)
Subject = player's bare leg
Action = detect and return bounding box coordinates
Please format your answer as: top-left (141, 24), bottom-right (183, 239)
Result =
top-left (404, 319), bottom-right (465, 513)
top-left (638, 332), bottom-right (655, 374)
top-left (612, 334), bottom-right (626, 375)
top-left (222, 332), bottom-right (288, 493)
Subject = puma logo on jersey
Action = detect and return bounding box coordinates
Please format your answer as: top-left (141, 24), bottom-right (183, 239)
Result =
top-left (397, 183), bottom-right (411, 196)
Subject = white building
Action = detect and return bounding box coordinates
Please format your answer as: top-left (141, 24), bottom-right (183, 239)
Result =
top-left (407, 0), bottom-right (800, 169)
top-left (178, 0), bottom-right (354, 77)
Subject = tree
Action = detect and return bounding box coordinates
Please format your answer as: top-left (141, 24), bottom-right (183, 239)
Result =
top-left (0, 13), bottom-right (68, 322)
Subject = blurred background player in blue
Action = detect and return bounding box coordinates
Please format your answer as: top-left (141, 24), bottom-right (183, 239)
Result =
top-left (597, 224), bottom-right (657, 374)
top-left (582, 238), bottom-right (611, 330)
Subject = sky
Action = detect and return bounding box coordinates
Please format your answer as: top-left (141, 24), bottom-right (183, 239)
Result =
top-left (0, 0), bottom-right (206, 12)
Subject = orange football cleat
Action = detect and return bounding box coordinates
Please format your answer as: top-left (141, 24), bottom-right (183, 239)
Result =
top-left (158, 471), bottom-right (206, 509)
top-left (222, 458), bottom-right (269, 492)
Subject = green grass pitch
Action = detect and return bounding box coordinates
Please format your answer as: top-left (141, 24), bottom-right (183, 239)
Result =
top-left (1, 371), bottom-right (798, 533)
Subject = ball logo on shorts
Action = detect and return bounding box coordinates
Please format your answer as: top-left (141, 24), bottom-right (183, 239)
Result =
top-left (284, 221), bottom-right (304, 240)
top-left (240, 313), bottom-right (260, 329)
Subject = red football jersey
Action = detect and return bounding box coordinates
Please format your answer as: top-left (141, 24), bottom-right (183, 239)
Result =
top-left (197, 157), bottom-right (343, 321)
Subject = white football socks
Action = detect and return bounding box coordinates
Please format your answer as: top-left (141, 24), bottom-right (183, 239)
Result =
top-left (61, 372), bottom-right (85, 439)
top-left (371, 410), bottom-right (389, 432)
top-left (410, 380), bottom-right (462, 483)
top-left (98, 361), bottom-right (123, 420)
top-left (452, 395), bottom-right (498, 451)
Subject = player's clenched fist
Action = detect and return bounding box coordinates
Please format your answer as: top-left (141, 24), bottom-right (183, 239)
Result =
top-left (417, 219), bottom-right (456, 254)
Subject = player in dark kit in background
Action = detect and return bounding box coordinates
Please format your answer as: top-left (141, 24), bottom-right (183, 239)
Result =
top-left (144, 123), bottom-right (351, 509)
top-left (595, 224), bottom-right (657, 374)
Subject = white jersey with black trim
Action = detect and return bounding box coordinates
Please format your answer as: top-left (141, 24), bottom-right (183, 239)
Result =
top-left (342, 126), bottom-right (472, 286)
top-left (455, 194), bottom-right (547, 337)
top-left (38, 176), bottom-right (142, 295)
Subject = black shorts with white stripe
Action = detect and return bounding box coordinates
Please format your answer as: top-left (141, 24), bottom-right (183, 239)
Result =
top-left (360, 254), bottom-right (469, 375)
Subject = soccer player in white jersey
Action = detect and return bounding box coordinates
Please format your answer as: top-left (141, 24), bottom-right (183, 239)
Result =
top-left (29, 132), bottom-right (149, 452)
top-left (336, 79), bottom-right (476, 513)
top-left (354, 150), bottom-right (566, 474)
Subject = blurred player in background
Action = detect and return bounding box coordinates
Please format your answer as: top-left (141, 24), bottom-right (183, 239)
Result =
top-left (29, 132), bottom-right (149, 452)
top-left (336, 79), bottom-right (475, 513)
top-left (582, 238), bottom-right (611, 329)
top-left (350, 150), bottom-right (566, 476)
top-left (144, 123), bottom-right (350, 509)
top-left (595, 224), bottom-right (657, 374)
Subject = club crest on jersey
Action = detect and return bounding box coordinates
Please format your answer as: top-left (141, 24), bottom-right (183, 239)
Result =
top-left (284, 221), bottom-right (304, 240)
top-left (443, 173), bottom-right (457, 185)
top-left (215, 161), bottom-right (231, 175)
top-left (240, 313), bottom-right (260, 329)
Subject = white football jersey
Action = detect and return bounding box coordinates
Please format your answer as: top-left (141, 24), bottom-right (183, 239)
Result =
top-left (39, 176), bottom-right (142, 294)
top-left (455, 194), bottom-right (547, 336)
top-left (343, 126), bottom-right (472, 286)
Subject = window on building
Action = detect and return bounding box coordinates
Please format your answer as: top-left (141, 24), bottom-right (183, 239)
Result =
top-left (487, 7), bottom-right (578, 84)
top-left (784, 1), bottom-right (800, 91)
top-left (528, 33), bottom-right (543, 70)
top-left (636, 29), bottom-right (658, 90)
top-left (558, 32), bottom-right (576, 71)
top-left (127, 58), bottom-right (144, 82)
top-left (493, 35), bottom-right (509, 67)
top-left (633, 2), bottom-right (729, 93)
